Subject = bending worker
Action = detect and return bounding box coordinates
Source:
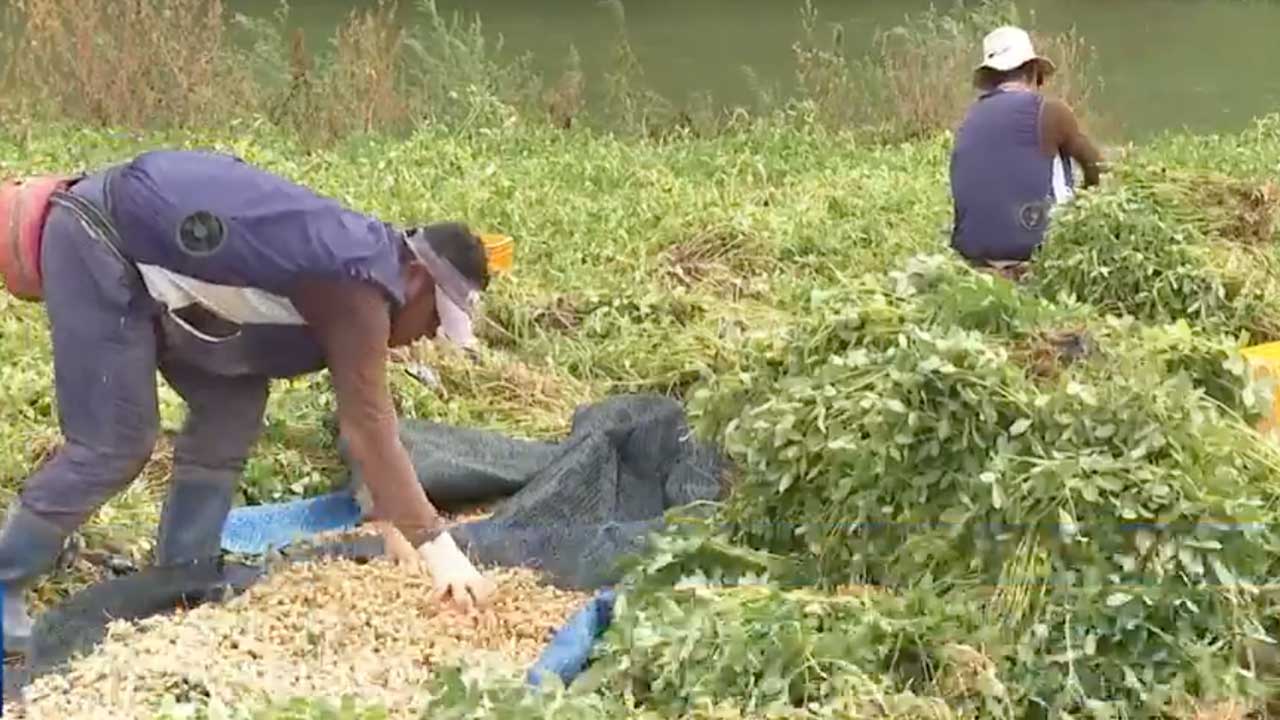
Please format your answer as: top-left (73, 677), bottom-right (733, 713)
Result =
top-left (950, 25), bottom-right (1106, 278)
top-left (0, 149), bottom-right (496, 655)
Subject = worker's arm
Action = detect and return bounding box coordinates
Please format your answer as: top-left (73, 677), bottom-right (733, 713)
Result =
top-left (292, 277), bottom-right (496, 609)
top-left (1040, 98), bottom-right (1105, 189)
top-left (290, 278), bottom-right (446, 547)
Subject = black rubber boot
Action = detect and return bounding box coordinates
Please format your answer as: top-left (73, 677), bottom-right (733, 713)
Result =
top-left (0, 504), bottom-right (71, 658)
top-left (154, 469), bottom-right (237, 567)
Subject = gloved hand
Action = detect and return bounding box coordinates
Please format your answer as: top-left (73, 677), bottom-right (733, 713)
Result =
top-left (376, 522), bottom-right (496, 612)
top-left (418, 531), bottom-right (497, 612)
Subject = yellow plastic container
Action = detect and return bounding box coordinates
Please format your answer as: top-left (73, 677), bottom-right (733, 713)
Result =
top-left (1240, 341), bottom-right (1280, 438)
top-left (481, 233), bottom-right (515, 274)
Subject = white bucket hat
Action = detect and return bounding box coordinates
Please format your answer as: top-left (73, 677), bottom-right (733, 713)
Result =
top-left (976, 26), bottom-right (1056, 77)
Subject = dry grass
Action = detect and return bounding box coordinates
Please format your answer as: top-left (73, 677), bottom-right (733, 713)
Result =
top-left (11, 560), bottom-right (589, 720)
top-left (399, 339), bottom-right (595, 438)
top-left (1009, 327), bottom-right (1094, 381)
top-left (525, 295), bottom-right (588, 334)
top-left (660, 225), bottom-right (774, 299)
top-left (934, 643), bottom-right (1002, 701)
top-left (1168, 698), bottom-right (1259, 720)
top-left (326, 1), bottom-right (409, 135)
top-left (544, 45), bottom-right (587, 130)
top-left (270, 0), bottom-right (416, 145)
top-left (791, 0), bottom-right (1104, 140)
top-left (0, 0), bottom-right (542, 142)
top-left (2, 0), bottom-right (254, 129)
top-left (874, 8), bottom-right (1102, 140)
top-left (789, 0), bottom-right (864, 130)
top-left (1213, 179), bottom-right (1280, 245)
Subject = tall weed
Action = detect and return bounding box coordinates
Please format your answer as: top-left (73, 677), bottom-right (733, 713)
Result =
top-left (1, 0), bottom-right (257, 129)
top-left (789, 0), bottom-right (869, 131)
top-left (788, 0), bottom-right (1104, 139)
top-left (0, 0), bottom-right (1105, 144)
top-left (543, 45), bottom-right (586, 130)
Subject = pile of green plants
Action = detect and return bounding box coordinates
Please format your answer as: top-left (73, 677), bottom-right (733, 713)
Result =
top-left (414, 585), bottom-right (1002, 720)
top-left (666, 254), bottom-right (1280, 715)
top-left (394, 510), bottom-right (1277, 720)
top-left (1029, 161), bottom-right (1280, 342)
top-left (574, 522), bottom-right (1010, 719)
top-left (693, 254), bottom-right (1276, 576)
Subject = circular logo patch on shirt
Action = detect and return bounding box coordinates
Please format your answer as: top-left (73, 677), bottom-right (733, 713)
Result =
top-left (1018, 201), bottom-right (1051, 232)
top-left (176, 211), bottom-right (226, 256)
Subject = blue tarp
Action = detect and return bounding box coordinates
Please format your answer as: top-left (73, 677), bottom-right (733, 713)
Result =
top-left (526, 589), bottom-right (617, 689)
top-left (220, 491), bottom-right (363, 555)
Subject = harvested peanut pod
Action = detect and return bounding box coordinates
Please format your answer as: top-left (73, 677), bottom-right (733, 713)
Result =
top-left (11, 559), bottom-right (588, 720)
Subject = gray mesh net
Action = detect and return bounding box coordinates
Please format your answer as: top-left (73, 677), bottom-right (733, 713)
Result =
top-left (450, 394), bottom-right (726, 588)
top-left (340, 422), bottom-right (561, 512)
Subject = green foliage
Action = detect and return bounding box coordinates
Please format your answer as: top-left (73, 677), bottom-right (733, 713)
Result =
top-left (612, 508), bottom-right (807, 592)
top-left (4, 92), bottom-right (1280, 720)
top-left (419, 665), bottom-right (634, 720)
top-left (588, 583), bottom-right (1001, 718)
top-left (684, 253), bottom-right (1280, 713)
top-left (1030, 161), bottom-right (1280, 342)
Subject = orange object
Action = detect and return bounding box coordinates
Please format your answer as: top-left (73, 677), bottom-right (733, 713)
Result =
top-left (1241, 342), bottom-right (1280, 440)
top-left (0, 174), bottom-right (76, 301)
top-left (481, 233), bottom-right (514, 274)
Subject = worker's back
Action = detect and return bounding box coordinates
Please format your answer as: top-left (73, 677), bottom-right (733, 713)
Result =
top-left (950, 88), bottom-right (1066, 263)
top-left (75, 150), bottom-right (408, 378)
top-left (106, 150), bottom-right (407, 304)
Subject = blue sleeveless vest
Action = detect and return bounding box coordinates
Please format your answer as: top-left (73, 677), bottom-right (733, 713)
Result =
top-left (99, 150), bottom-right (409, 378)
top-left (949, 89), bottom-right (1074, 263)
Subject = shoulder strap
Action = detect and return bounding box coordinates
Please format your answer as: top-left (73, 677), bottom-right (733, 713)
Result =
top-left (49, 177), bottom-right (144, 288)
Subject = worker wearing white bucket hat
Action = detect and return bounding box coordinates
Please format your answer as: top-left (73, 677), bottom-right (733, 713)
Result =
top-left (974, 26), bottom-right (1057, 81)
top-left (949, 25), bottom-right (1105, 279)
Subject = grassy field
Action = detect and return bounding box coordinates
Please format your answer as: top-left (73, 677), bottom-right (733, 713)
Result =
top-left (3, 114), bottom-right (1280, 718)
top-left (0, 118), bottom-right (954, 602)
top-left (5, 0), bottom-right (1280, 717)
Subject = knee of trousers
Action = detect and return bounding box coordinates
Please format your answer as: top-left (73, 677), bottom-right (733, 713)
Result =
top-left (170, 408), bottom-right (266, 471)
top-left (83, 429), bottom-right (160, 480)
top-left (20, 432), bottom-right (159, 529)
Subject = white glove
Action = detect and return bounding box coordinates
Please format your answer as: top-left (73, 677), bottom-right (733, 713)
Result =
top-left (417, 531), bottom-right (497, 612)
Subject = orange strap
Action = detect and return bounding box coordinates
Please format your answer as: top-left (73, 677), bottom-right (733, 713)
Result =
top-left (0, 175), bottom-right (76, 301)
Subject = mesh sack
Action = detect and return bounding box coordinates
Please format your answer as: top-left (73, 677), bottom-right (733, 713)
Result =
top-left (488, 394), bottom-right (724, 526)
top-left (452, 518), bottom-right (664, 590)
top-left (441, 395), bottom-right (725, 589)
top-left (340, 421), bottom-right (559, 511)
top-left (665, 437), bottom-right (729, 507)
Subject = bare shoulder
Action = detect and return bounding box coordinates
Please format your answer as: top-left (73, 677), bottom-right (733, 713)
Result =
top-left (1039, 95), bottom-right (1084, 141)
top-left (1041, 95), bottom-right (1079, 119)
